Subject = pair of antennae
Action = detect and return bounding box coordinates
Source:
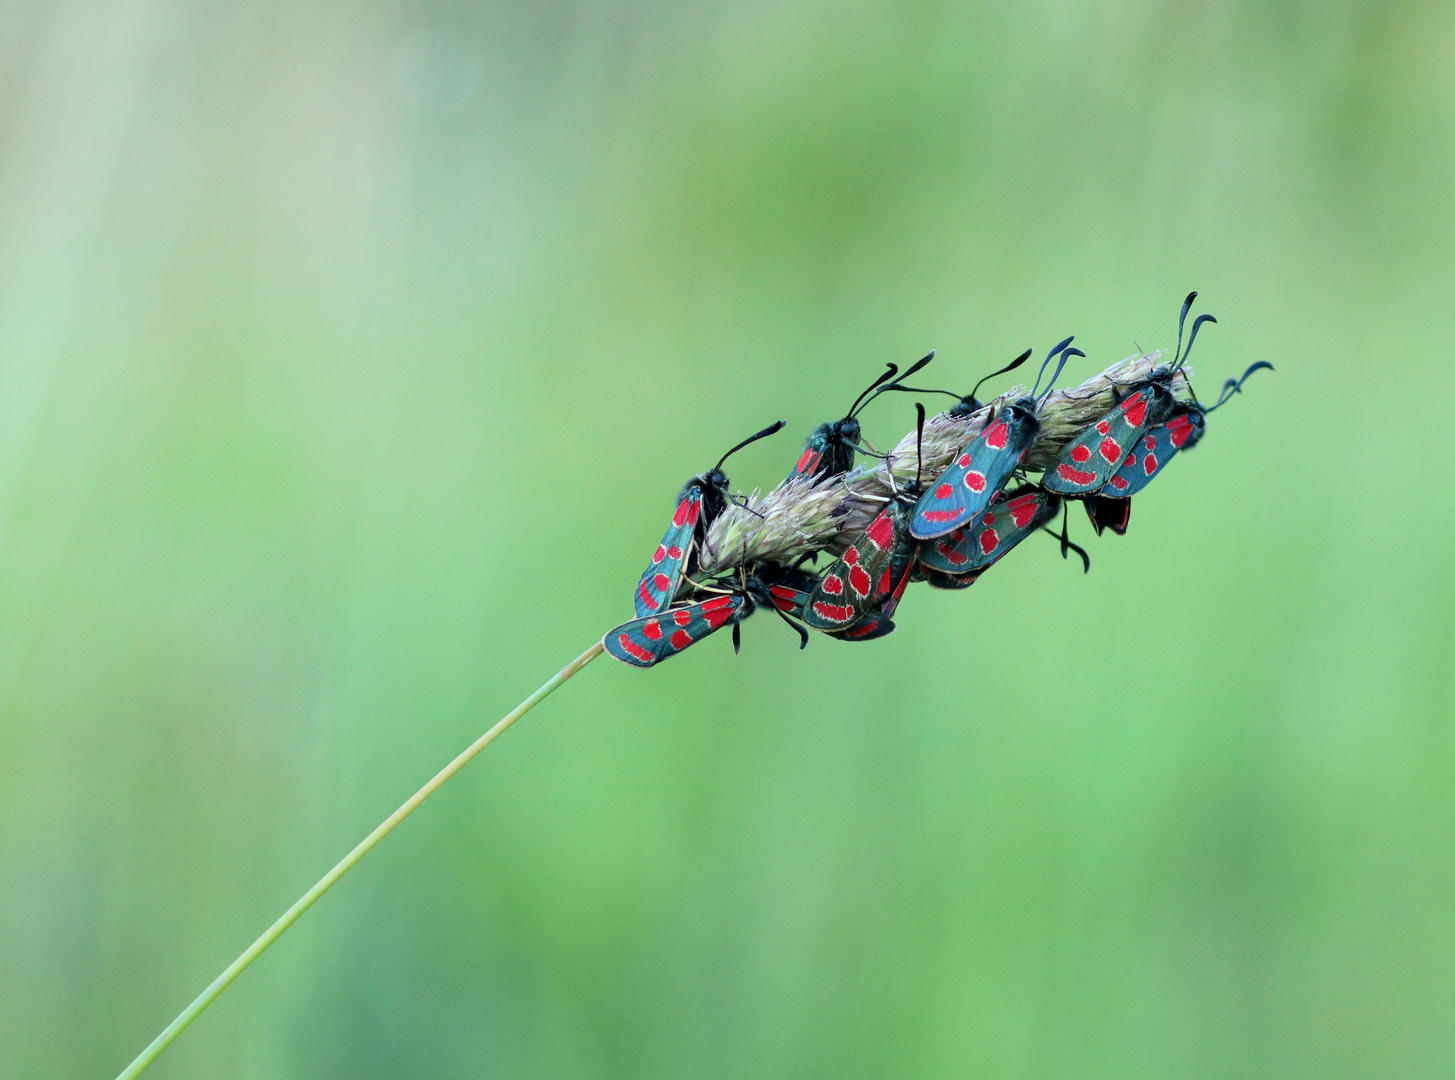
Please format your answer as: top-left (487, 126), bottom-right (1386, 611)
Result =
top-left (849, 350), bottom-right (937, 417)
top-left (1206, 360), bottom-right (1274, 413)
top-left (1032, 336), bottom-right (1086, 405)
top-left (1171, 291), bottom-right (1217, 375)
top-left (884, 347), bottom-right (1034, 407)
top-left (714, 418), bottom-right (788, 472)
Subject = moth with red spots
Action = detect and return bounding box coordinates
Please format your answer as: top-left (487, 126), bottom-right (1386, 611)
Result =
top-left (909, 337), bottom-right (1083, 540)
top-left (917, 486), bottom-right (1062, 574)
top-left (609, 563), bottom-right (813, 667)
top-left (1043, 292), bottom-right (1214, 498)
top-left (804, 405), bottom-right (931, 633)
top-left (634, 419), bottom-right (786, 618)
top-left (785, 352), bottom-right (935, 482)
top-left (1085, 360), bottom-right (1273, 534)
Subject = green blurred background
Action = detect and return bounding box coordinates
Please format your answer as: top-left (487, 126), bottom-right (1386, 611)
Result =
top-left (0, 1), bottom-right (1451, 1076)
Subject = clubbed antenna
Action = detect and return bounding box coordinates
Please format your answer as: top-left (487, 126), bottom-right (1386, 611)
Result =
top-left (1173, 291), bottom-right (1196, 365)
top-left (1031, 337), bottom-right (1083, 404)
top-left (1170, 291), bottom-right (1217, 375)
top-left (858, 350), bottom-right (937, 412)
top-left (969, 347), bottom-right (1033, 404)
top-left (1206, 361), bottom-right (1274, 413)
top-left (715, 419), bottom-right (787, 471)
top-left (845, 362), bottom-right (901, 421)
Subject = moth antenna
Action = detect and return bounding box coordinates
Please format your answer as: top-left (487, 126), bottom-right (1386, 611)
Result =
top-left (968, 347), bottom-right (1034, 403)
top-left (913, 402), bottom-right (926, 490)
top-left (1172, 291), bottom-right (1197, 366)
top-left (1205, 361), bottom-right (1274, 414)
top-left (1031, 336), bottom-right (1076, 398)
top-left (858, 351), bottom-right (935, 413)
top-left (846, 363), bottom-right (900, 419)
top-left (715, 419), bottom-right (787, 471)
top-left (1063, 534), bottom-right (1091, 573)
top-left (770, 604), bottom-right (810, 650)
top-left (1036, 347), bottom-right (1084, 407)
top-left (1171, 313), bottom-right (1217, 375)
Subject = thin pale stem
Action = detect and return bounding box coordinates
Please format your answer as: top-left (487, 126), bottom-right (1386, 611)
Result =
top-left (113, 639), bottom-right (606, 1080)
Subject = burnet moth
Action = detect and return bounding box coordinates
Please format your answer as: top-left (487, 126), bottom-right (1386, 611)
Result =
top-left (785, 352), bottom-right (935, 482)
top-left (1083, 360), bottom-right (1272, 534)
top-left (803, 405), bottom-right (930, 635)
top-left (909, 337), bottom-right (1084, 540)
top-left (916, 486), bottom-right (1062, 574)
top-left (1042, 292), bottom-right (1214, 498)
top-left (608, 562), bottom-right (813, 668)
top-left (633, 419), bottom-right (787, 618)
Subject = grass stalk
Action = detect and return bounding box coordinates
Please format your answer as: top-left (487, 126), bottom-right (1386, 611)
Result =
top-left (113, 639), bottom-right (606, 1080)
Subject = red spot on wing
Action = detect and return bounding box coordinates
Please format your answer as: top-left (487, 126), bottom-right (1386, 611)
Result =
top-left (813, 601), bottom-right (855, 624)
top-left (933, 483), bottom-right (953, 500)
top-left (1099, 436), bottom-right (1122, 464)
top-left (702, 596), bottom-right (734, 612)
top-left (637, 580), bottom-right (656, 610)
top-left (935, 540), bottom-right (968, 567)
top-left (849, 564), bottom-right (872, 598)
top-left (1071, 444), bottom-right (1091, 463)
top-left (1096, 420), bottom-right (1110, 435)
top-left (866, 512), bottom-right (895, 549)
top-left (877, 567), bottom-right (892, 595)
top-left (984, 421), bottom-right (1009, 450)
top-left (1124, 452), bottom-right (1136, 466)
top-left (703, 606), bottom-right (734, 629)
top-left (667, 545), bottom-right (683, 559)
top-left (1121, 391), bottom-right (1147, 428)
top-left (769, 586), bottom-right (801, 612)
top-left (654, 573), bottom-right (671, 593)
top-left (1056, 464), bottom-right (1097, 486)
top-left (1142, 454), bottom-right (1157, 476)
top-left (686, 502), bottom-right (701, 526)
top-left (670, 629), bottom-right (692, 650)
top-left (922, 509), bottom-right (960, 523)
top-left (1006, 494), bottom-right (1038, 527)
top-left (796, 448), bottom-right (819, 474)
top-left (641, 619), bottom-right (663, 641)
top-left (956, 453), bottom-right (973, 467)
top-left (844, 547), bottom-right (861, 567)
top-left (618, 635), bottom-right (653, 663)
top-left (652, 546), bottom-right (666, 564)
top-left (978, 528), bottom-right (999, 555)
top-left (845, 620), bottom-right (881, 638)
top-left (1109, 474), bottom-right (1130, 491)
top-left (672, 609), bottom-right (692, 626)
top-left (1168, 414), bottom-right (1194, 447)
top-left (822, 574), bottom-right (844, 595)
top-left (963, 471), bottom-right (986, 493)
top-left (672, 497), bottom-right (693, 526)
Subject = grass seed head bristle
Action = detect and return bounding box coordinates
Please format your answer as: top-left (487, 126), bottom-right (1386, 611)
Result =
top-left (699, 351), bottom-right (1188, 572)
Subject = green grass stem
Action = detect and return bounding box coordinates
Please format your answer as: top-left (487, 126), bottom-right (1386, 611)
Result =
top-left (113, 639), bottom-right (606, 1080)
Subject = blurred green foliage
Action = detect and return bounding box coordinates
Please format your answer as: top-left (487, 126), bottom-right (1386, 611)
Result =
top-left (1, 1), bottom-right (1453, 1077)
